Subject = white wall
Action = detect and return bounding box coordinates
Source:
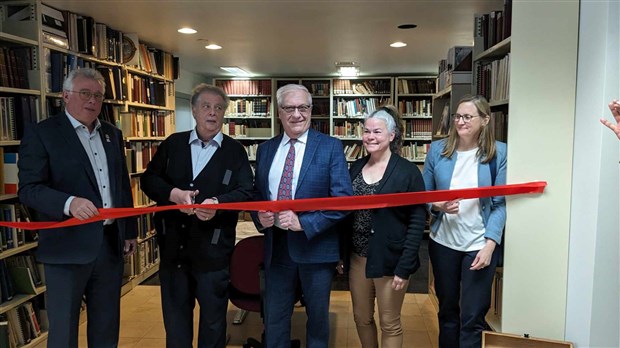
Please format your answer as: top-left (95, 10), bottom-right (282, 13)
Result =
top-left (565, 1), bottom-right (620, 347)
top-left (503, 0), bottom-right (579, 339)
top-left (174, 68), bottom-right (211, 132)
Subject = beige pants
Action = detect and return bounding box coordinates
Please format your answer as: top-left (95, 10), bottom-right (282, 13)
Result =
top-left (349, 253), bottom-right (409, 348)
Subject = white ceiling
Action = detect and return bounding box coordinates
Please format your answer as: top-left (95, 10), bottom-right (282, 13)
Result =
top-left (45, 0), bottom-right (503, 78)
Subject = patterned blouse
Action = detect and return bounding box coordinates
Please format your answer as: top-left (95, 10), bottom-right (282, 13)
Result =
top-left (351, 171), bottom-right (379, 257)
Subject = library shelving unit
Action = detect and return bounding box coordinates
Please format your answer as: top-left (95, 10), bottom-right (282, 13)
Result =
top-left (214, 78), bottom-right (273, 161)
top-left (0, 0), bottom-right (178, 332)
top-left (472, 4), bottom-right (511, 332)
top-left (332, 77), bottom-right (393, 162)
top-left (395, 76), bottom-right (436, 166)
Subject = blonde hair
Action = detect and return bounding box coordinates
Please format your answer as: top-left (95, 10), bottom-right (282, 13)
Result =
top-left (441, 95), bottom-right (496, 163)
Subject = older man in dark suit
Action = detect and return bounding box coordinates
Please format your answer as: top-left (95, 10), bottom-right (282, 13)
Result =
top-left (141, 83), bottom-right (253, 348)
top-left (18, 68), bottom-right (137, 348)
top-left (254, 84), bottom-right (353, 348)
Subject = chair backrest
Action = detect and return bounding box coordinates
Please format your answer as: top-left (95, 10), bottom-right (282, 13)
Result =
top-left (229, 235), bottom-right (264, 295)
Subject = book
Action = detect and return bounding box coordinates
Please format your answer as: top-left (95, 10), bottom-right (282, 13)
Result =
top-left (8, 267), bottom-right (36, 295)
top-left (2, 153), bottom-right (18, 195)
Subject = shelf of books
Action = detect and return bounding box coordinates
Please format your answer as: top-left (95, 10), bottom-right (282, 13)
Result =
top-left (395, 76), bottom-right (435, 165)
top-left (215, 78), bottom-right (274, 161)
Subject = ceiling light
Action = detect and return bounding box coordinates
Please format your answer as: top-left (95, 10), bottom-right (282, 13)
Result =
top-left (205, 44), bottom-right (222, 50)
top-left (336, 62), bottom-right (360, 77)
top-left (398, 24), bottom-right (417, 29)
top-left (220, 66), bottom-right (252, 77)
top-left (178, 27), bottom-right (197, 34)
top-left (390, 42), bottom-right (407, 48)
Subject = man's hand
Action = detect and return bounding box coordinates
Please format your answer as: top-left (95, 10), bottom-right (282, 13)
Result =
top-left (169, 188), bottom-right (199, 215)
top-left (600, 99), bottom-right (620, 140)
top-left (69, 197), bottom-right (99, 220)
top-left (432, 199), bottom-right (462, 215)
top-left (258, 211), bottom-right (275, 228)
top-left (278, 210), bottom-right (302, 231)
top-left (124, 239), bottom-right (137, 256)
top-left (195, 198), bottom-right (217, 221)
top-left (391, 275), bottom-right (407, 291)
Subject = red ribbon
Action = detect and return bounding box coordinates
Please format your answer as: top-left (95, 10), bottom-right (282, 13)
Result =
top-left (3, 181), bottom-right (546, 230)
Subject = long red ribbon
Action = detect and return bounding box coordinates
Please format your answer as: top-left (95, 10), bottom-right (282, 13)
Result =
top-left (2, 181), bottom-right (546, 230)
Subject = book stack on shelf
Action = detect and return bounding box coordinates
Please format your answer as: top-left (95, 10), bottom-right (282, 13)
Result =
top-left (215, 78), bottom-right (274, 161)
top-left (0, 0), bottom-right (181, 305)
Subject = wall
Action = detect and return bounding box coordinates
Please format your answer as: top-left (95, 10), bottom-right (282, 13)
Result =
top-left (565, 1), bottom-right (620, 347)
top-left (174, 68), bottom-right (211, 132)
top-left (503, 0), bottom-right (579, 339)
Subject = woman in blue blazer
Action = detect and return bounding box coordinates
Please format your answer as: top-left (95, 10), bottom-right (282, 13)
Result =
top-left (341, 106), bottom-right (427, 347)
top-left (423, 95), bottom-right (507, 348)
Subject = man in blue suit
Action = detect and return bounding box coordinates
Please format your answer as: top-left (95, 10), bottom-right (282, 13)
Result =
top-left (254, 84), bottom-right (352, 348)
top-left (18, 68), bottom-right (137, 348)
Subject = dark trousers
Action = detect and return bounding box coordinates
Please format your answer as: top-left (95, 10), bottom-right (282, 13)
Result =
top-left (264, 229), bottom-right (336, 348)
top-left (44, 225), bottom-right (123, 348)
top-left (428, 239), bottom-right (499, 348)
top-left (159, 264), bottom-right (229, 348)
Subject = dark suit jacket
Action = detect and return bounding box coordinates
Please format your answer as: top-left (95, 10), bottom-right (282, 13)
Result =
top-left (253, 129), bottom-right (353, 266)
top-left (140, 131), bottom-right (253, 272)
top-left (17, 112), bottom-right (137, 264)
top-left (344, 153), bottom-right (427, 279)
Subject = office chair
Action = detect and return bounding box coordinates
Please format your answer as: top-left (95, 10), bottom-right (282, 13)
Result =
top-left (228, 235), bottom-right (301, 348)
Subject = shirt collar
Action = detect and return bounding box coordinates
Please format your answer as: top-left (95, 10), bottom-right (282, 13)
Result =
top-left (189, 129), bottom-right (223, 148)
top-left (66, 112), bottom-right (101, 132)
top-left (281, 130), bottom-right (308, 147)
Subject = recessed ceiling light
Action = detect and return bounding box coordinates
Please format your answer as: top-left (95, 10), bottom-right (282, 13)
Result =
top-left (205, 44), bottom-right (222, 50)
top-left (390, 42), bottom-right (407, 48)
top-left (398, 24), bottom-right (417, 29)
top-left (178, 27), bottom-right (197, 34)
top-left (220, 66), bottom-right (252, 76)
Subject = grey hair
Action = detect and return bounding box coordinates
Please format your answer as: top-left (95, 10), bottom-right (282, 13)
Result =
top-left (63, 68), bottom-right (106, 92)
top-left (365, 105), bottom-right (403, 153)
top-left (191, 83), bottom-right (230, 109)
top-left (366, 109), bottom-right (396, 134)
top-left (276, 84), bottom-right (312, 107)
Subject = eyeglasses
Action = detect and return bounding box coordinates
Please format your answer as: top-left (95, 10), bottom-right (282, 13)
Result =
top-left (453, 113), bottom-right (481, 123)
top-left (69, 90), bottom-right (105, 102)
top-left (281, 105), bottom-right (312, 114)
top-left (199, 103), bottom-right (225, 112)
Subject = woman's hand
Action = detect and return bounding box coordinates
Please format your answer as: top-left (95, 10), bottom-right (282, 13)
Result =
top-left (470, 239), bottom-right (497, 270)
top-left (391, 275), bottom-right (407, 291)
top-left (432, 199), bottom-right (462, 214)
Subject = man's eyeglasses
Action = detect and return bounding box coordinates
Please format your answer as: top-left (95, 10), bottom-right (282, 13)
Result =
top-left (281, 105), bottom-right (312, 114)
top-left (69, 90), bottom-right (105, 102)
top-left (453, 113), bottom-right (480, 123)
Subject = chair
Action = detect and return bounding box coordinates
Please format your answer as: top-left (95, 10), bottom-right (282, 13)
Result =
top-left (228, 235), bottom-right (301, 348)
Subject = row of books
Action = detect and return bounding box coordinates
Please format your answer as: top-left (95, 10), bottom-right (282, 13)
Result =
top-left (333, 97), bottom-right (392, 117)
top-left (0, 95), bottom-right (38, 141)
top-left (310, 99), bottom-right (330, 117)
top-left (0, 299), bottom-right (46, 348)
top-left (125, 141), bottom-right (160, 174)
top-left (476, 0), bottom-right (512, 51)
top-left (221, 121), bottom-right (271, 138)
top-left (123, 238), bottom-right (159, 279)
top-left (302, 82), bottom-right (330, 96)
top-left (225, 99), bottom-right (271, 117)
top-left (400, 143), bottom-right (430, 162)
top-left (0, 203), bottom-right (37, 253)
top-left (127, 74), bottom-right (169, 107)
top-left (343, 143), bottom-right (368, 161)
top-left (401, 119), bottom-right (433, 139)
top-left (397, 78), bottom-right (436, 94)
top-left (476, 53), bottom-right (510, 102)
top-left (136, 42), bottom-right (179, 80)
top-left (492, 111), bottom-right (508, 143)
top-left (243, 143), bottom-right (259, 161)
top-left (333, 79), bottom-right (391, 95)
top-left (397, 99), bottom-right (432, 117)
top-left (310, 120), bottom-right (329, 134)
top-left (0, 47), bottom-right (32, 90)
top-left (135, 214), bottom-right (154, 242)
top-left (130, 177), bottom-right (153, 207)
top-left (215, 80), bottom-right (272, 96)
top-left (0, 254), bottom-right (43, 304)
top-left (333, 120), bottom-right (363, 139)
top-left (117, 109), bottom-right (174, 138)
top-left (46, 49), bottom-right (99, 93)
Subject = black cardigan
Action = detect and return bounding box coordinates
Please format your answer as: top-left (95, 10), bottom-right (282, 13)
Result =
top-left (343, 153), bottom-right (427, 279)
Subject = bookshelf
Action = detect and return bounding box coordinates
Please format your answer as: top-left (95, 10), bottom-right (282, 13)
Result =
top-left (214, 78), bottom-right (274, 161)
top-left (332, 77), bottom-right (393, 162)
top-left (0, 1), bottom-right (179, 342)
top-left (395, 76), bottom-right (435, 165)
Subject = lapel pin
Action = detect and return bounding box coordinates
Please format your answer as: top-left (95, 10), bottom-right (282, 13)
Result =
top-left (105, 134), bottom-right (111, 143)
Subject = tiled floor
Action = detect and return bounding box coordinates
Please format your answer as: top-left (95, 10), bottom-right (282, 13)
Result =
top-left (33, 221), bottom-right (440, 347)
